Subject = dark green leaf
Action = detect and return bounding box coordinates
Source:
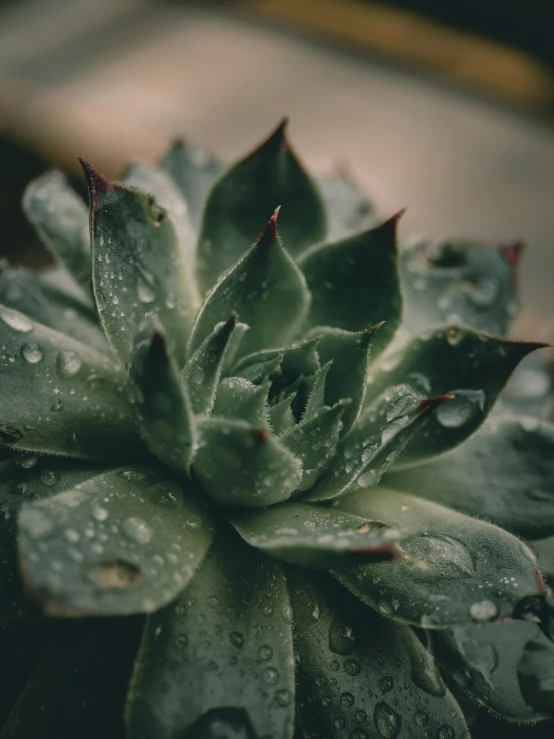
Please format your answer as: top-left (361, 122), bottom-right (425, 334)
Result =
top-left (0, 455), bottom-right (101, 624)
top-left (0, 305), bottom-right (140, 461)
top-left (317, 170), bottom-right (375, 241)
top-left (306, 388), bottom-right (448, 503)
top-left (22, 170), bottom-right (91, 294)
top-left (193, 418), bottom-right (302, 507)
top-left (289, 569), bottom-right (469, 739)
top-left (366, 326), bottom-right (545, 465)
top-left (399, 238), bottom-right (521, 336)
top-left (269, 393), bottom-right (297, 434)
top-left (298, 214), bottom-right (402, 353)
top-left (212, 378), bottom-right (270, 427)
top-left (233, 339), bottom-right (320, 382)
top-left (307, 325), bottom-right (381, 432)
top-left (81, 161), bottom-right (198, 367)
top-left (0, 617), bottom-right (142, 739)
top-left (385, 416), bottom-right (554, 539)
top-left (232, 502), bottom-right (398, 568)
top-left (126, 533), bottom-right (295, 739)
top-left (189, 211), bottom-right (310, 359)
top-left (128, 328), bottom-right (196, 473)
top-left (197, 119), bottom-right (326, 291)
top-left (302, 361), bottom-right (332, 419)
top-left (183, 316), bottom-right (237, 415)
top-left (280, 402), bottom-right (348, 490)
top-left (0, 267), bottom-right (108, 354)
top-left (162, 140), bottom-right (224, 230)
top-left (18, 466), bottom-right (214, 616)
top-left (333, 487), bottom-right (542, 627)
top-left (517, 625), bottom-right (554, 717)
top-left (436, 620), bottom-right (554, 722)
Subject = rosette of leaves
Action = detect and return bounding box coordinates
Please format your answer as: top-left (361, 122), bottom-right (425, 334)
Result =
top-left (0, 120), bottom-right (553, 739)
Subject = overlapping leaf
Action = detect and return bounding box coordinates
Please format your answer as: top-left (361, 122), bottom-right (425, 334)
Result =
top-left (126, 533), bottom-right (295, 739)
top-left (0, 305), bottom-right (139, 460)
top-left (333, 487), bottom-right (542, 627)
top-left (18, 466), bottom-right (214, 616)
top-left (289, 569), bottom-right (469, 739)
top-left (316, 170), bottom-right (375, 241)
top-left (196, 119), bottom-right (326, 290)
top-left (385, 415), bottom-right (554, 538)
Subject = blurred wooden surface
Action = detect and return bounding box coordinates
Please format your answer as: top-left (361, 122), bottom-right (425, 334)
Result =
top-left (0, 0), bottom-right (553, 342)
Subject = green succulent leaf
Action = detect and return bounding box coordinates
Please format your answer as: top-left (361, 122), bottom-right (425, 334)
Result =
top-left (212, 378), bottom-right (270, 428)
top-left (0, 267), bottom-right (109, 354)
top-left (183, 316), bottom-right (237, 415)
top-left (0, 618), bottom-right (143, 739)
top-left (232, 502), bottom-right (398, 569)
top-left (128, 328), bottom-right (196, 473)
top-left (289, 569), bottom-right (469, 739)
top-left (399, 238), bottom-right (521, 336)
top-left (306, 325), bottom-right (381, 432)
top-left (367, 326), bottom-right (544, 465)
top-left (82, 161), bottom-right (197, 367)
top-left (280, 401), bottom-right (349, 491)
top-left (317, 171), bottom-right (375, 241)
top-left (268, 392), bottom-right (297, 435)
top-left (189, 211), bottom-right (310, 359)
top-left (193, 418), bottom-right (302, 507)
top-left (234, 339), bottom-right (320, 382)
top-left (436, 620), bottom-right (554, 722)
top-left (18, 466), bottom-right (214, 616)
top-left (126, 532), bottom-right (295, 739)
top-left (497, 352), bottom-right (554, 420)
top-left (333, 487), bottom-right (542, 627)
top-left (0, 455), bottom-right (101, 624)
top-left (385, 415), bottom-right (554, 539)
top-left (22, 170), bottom-right (91, 295)
top-left (0, 305), bottom-right (139, 461)
top-left (162, 140), bottom-right (224, 230)
top-left (298, 214), bottom-right (402, 353)
top-left (196, 119), bottom-right (326, 291)
top-left (306, 386), bottom-right (444, 503)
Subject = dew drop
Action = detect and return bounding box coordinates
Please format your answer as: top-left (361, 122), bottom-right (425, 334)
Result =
top-left (56, 350), bottom-right (83, 378)
top-left (21, 342), bottom-right (44, 364)
top-left (149, 481), bottom-right (183, 507)
top-left (122, 516), bottom-right (152, 544)
top-left (15, 455), bottom-right (38, 470)
top-left (329, 619), bottom-right (356, 655)
top-left (87, 559), bottom-right (142, 589)
top-left (414, 710), bottom-right (429, 726)
top-left (469, 600), bottom-right (498, 622)
top-left (436, 389), bottom-right (485, 429)
top-left (344, 659), bottom-right (361, 676)
top-left (341, 692), bottom-right (355, 708)
top-left (229, 631), bottom-right (244, 648)
top-left (275, 689), bottom-right (291, 707)
top-left (379, 676), bottom-right (394, 692)
top-left (374, 702), bottom-right (401, 739)
top-left (138, 278), bottom-right (156, 304)
top-left (91, 505), bottom-right (109, 522)
top-left (40, 469), bottom-right (61, 487)
top-left (20, 507), bottom-right (54, 538)
top-left (175, 633), bottom-right (189, 648)
top-left (350, 729), bottom-right (368, 739)
top-left (1, 306), bottom-right (33, 333)
top-left (50, 400), bottom-right (64, 412)
top-left (355, 709), bottom-right (367, 723)
top-left (437, 726), bottom-right (455, 739)
top-left (263, 667), bottom-right (279, 685)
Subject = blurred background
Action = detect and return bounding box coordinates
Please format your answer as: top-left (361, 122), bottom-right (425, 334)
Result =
top-left (0, 0), bottom-right (553, 345)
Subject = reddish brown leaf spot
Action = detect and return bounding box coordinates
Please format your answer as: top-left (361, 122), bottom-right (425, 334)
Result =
top-left (251, 428), bottom-right (269, 444)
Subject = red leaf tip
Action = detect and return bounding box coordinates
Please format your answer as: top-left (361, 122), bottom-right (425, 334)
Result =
top-left (150, 331), bottom-right (168, 360)
top-left (418, 394), bottom-right (454, 414)
top-left (78, 158), bottom-right (114, 206)
top-left (498, 240), bottom-right (525, 269)
top-left (251, 428), bottom-right (269, 444)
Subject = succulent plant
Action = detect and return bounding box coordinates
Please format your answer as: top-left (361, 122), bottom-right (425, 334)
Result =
top-left (1, 120), bottom-right (554, 739)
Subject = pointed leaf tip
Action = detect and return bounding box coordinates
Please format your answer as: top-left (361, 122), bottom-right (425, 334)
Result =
top-left (150, 331), bottom-right (168, 360)
top-left (251, 428), bottom-right (270, 444)
top-left (498, 240), bottom-right (525, 269)
top-left (379, 208), bottom-right (407, 232)
top-left (256, 208), bottom-right (281, 246)
top-left (417, 394), bottom-right (454, 414)
top-left (78, 158), bottom-right (113, 202)
top-left (352, 542), bottom-right (397, 560)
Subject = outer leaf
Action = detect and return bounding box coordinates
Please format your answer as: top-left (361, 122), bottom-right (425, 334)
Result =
top-left (0, 267), bottom-right (108, 354)
top-left (334, 487), bottom-right (542, 627)
top-left (82, 161), bottom-right (197, 367)
top-left (385, 415), bottom-right (554, 538)
top-left (306, 390), bottom-right (449, 503)
top-left (123, 162), bottom-right (199, 303)
top-left (0, 618), bottom-right (142, 739)
top-left (193, 417), bottom-right (302, 507)
top-left (197, 119), bottom-right (326, 291)
top-left (233, 339), bottom-right (320, 382)
top-left (162, 140), bottom-right (224, 229)
top-left (183, 316), bottom-right (236, 415)
top-left (0, 455), bottom-right (101, 624)
top-left (18, 466), bottom-right (214, 616)
top-left (298, 214), bottom-right (402, 353)
top-left (0, 305), bottom-right (139, 461)
top-left (232, 502), bottom-right (398, 568)
top-left (307, 325), bottom-right (381, 431)
top-left (399, 238), bottom-right (521, 336)
top-left (436, 620), bottom-right (554, 722)
top-left (128, 328), bottom-right (196, 473)
top-left (280, 402), bottom-right (348, 490)
top-left (212, 378), bottom-right (270, 427)
top-left (269, 393), bottom-right (297, 434)
top-left (317, 170), bottom-right (375, 241)
top-left (367, 326), bottom-right (545, 465)
top-left (497, 352), bottom-right (554, 420)
top-left (189, 211), bottom-right (310, 359)
top-left (22, 170), bottom-right (91, 293)
top-left (289, 569), bottom-right (469, 739)
top-left (126, 533), bottom-right (295, 739)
